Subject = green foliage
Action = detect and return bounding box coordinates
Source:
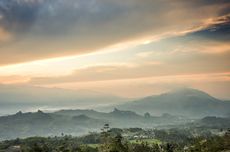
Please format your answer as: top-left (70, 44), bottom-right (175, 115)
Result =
top-left (188, 134), bottom-right (230, 152)
top-left (0, 127), bottom-right (230, 152)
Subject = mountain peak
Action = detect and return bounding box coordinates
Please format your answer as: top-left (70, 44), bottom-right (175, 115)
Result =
top-left (169, 88), bottom-right (214, 99)
top-left (171, 88), bottom-right (204, 93)
top-left (16, 111), bottom-right (23, 115)
top-left (37, 110), bottom-right (44, 113)
top-left (113, 108), bottom-right (119, 112)
top-left (117, 88), bottom-right (230, 118)
top-left (110, 108), bottom-right (139, 117)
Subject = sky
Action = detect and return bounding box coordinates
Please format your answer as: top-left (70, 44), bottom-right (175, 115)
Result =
top-left (0, 0), bottom-right (230, 99)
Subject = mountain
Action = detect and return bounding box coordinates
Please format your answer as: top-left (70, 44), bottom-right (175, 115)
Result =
top-left (0, 84), bottom-right (128, 116)
top-left (0, 110), bottom-right (106, 140)
top-left (55, 108), bottom-right (147, 127)
top-left (0, 109), bottom-right (189, 140)
top-left (116, 88), bottom-right (230, 118)
top-left (55, 108), bottom-right (142, 120)
top-left (55, 108), bottom-right (190, 128)
top-left (199, 116), bottom-right (230, 128)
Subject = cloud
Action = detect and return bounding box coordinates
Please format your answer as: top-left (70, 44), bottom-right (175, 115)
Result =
top-left (29, 49), bottom-right (230, 85)
top-left (0, 0), bottom-right (229, 65)
top-left (188, 14), bottom-right (230, 42)
top-left (38, 72), bottom-right (230, 98)
top-left (0, 0), bottom-right (42, 33)
top-left (0, 27), bottom-right (11, 42)
top-left (0, 75), bottom-right (29, 84)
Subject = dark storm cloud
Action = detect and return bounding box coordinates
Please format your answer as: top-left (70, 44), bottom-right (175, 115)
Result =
top-left (0, 0), bottom-right (42, 33)
top-left (190, 15), bottom-right (230, 41)
top-left (1, 0), bottom-right (230, 35)
top-left (193, 0), bottom-right (230, 5)
top-left (0, 0), bottom-right (125, 35)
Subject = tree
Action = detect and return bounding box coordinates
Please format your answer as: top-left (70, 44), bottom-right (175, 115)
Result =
top-left (109, 134), bottom-right (128, 152)
top-left (99, 124), bottom-right (111, 152)
top-left (144, 112), bottom-right (151, 119)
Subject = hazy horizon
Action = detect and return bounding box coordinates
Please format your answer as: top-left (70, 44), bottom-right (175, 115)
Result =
top-left (0, 0), bottom-right (230, 101)
top-left (0, 85), bottom-right (229, 117)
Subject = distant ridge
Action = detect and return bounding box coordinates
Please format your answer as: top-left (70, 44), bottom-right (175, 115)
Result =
top-left (0, 103), bottom-right (229, 140)
top-left (116, 88), bottom-right (230, 118)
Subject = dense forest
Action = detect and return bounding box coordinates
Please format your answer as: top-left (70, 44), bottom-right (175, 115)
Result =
top-left (1, 124), bottom-right (230, 152)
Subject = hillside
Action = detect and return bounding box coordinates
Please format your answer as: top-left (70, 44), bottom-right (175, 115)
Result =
top-left (0, 110), bottom-right (106, 140)
top-left (116, 88), bottom-right (230, 118)
top-left (0, 108), bottom-right (190, 140)
top-left (1, 88), bottom-right (230, 140)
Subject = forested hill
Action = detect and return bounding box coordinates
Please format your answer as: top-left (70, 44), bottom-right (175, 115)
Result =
top-left (116, 88), bottom-right (230, 117)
